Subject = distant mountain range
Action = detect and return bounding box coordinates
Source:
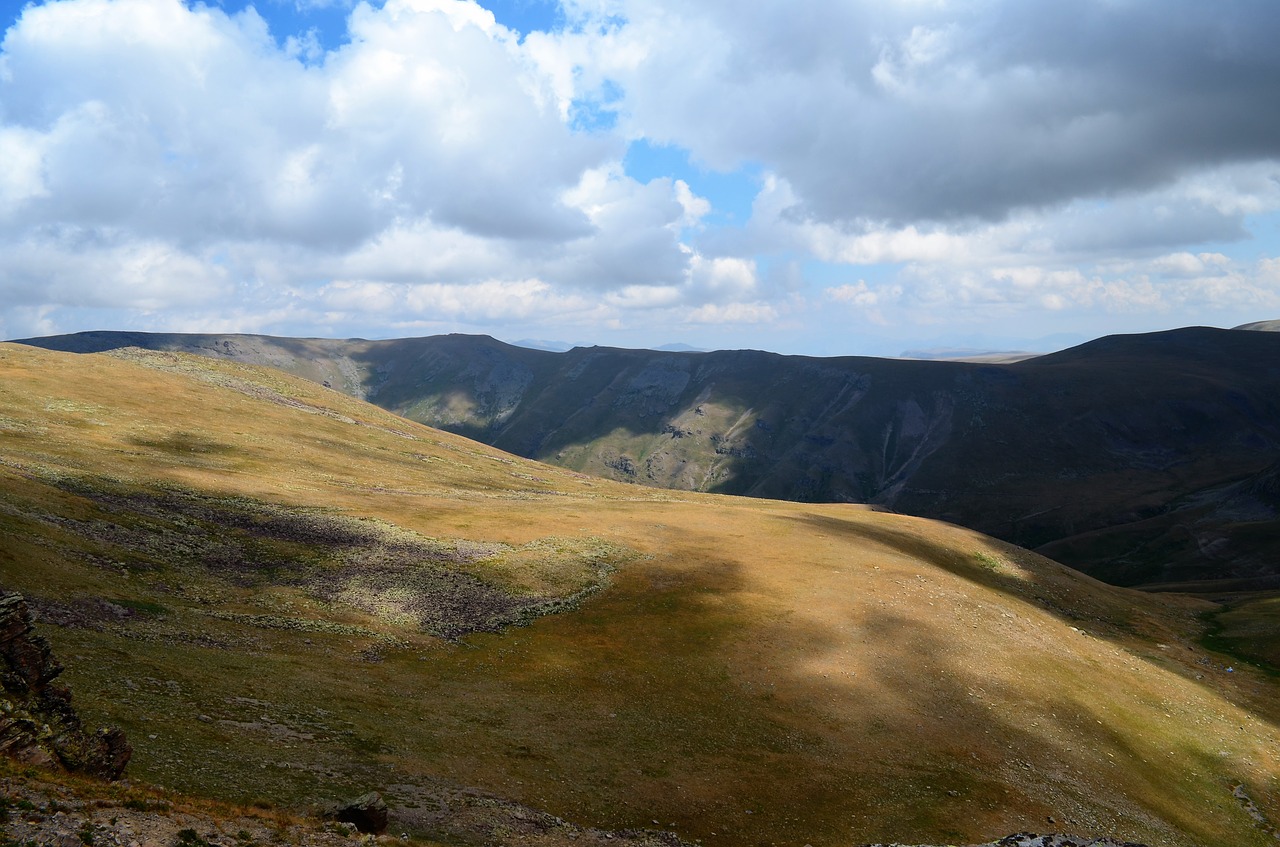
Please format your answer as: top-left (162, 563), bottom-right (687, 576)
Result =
top-left (17, 325), bottom-right (1280, 589)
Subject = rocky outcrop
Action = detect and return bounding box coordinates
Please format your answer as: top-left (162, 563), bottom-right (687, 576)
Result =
top-left (322, 791), bottom-right (388, 834)
top-left (0, 591), bottom-right (131, 779)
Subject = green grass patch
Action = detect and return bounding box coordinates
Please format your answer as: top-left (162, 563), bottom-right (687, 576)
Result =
top-left (113, 598), bottom-right (169, 616)
top-left (1200, 597), bottom-right (1280, 677)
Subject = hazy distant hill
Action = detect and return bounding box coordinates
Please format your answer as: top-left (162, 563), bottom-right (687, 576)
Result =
top-left (18, 326), bottom-right (1280, 588)
top-left (1234, 319), bottom-right (1280, 332)
top-left (896, 347), bottom-right (1041, 363)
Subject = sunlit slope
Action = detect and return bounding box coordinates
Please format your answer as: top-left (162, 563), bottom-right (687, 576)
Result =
top-left (21, 327), bottom-right (1280, 588)
top-left (2, 342), bottom-right (1279, 847)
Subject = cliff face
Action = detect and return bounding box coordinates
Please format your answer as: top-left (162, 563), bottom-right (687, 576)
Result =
top-left (0, 591), bottom-right (131, 779)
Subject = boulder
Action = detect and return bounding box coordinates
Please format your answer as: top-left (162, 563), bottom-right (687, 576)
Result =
top-left (323, 791), bottom-right (388, 834)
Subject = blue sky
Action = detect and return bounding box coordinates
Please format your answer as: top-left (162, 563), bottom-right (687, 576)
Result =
top-left (197, 0), bottom-right (561, 50)
top-left (2, 0), bottom-right (1279, 356)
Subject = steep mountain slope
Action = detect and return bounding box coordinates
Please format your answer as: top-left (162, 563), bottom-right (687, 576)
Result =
top-left (18, 327), bottom-right (1280, 588)
top-left (3, 342), bottom-right (1280, 846)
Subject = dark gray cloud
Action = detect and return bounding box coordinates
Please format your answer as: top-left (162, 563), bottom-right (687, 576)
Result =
top-left (605, 0), bottom-right (1280, 225)
top-left (3, 0), bottom-right (1279, 351)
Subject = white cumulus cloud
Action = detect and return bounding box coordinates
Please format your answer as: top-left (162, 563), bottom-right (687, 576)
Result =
top-left (4, 0), bottom-right (1280, 352)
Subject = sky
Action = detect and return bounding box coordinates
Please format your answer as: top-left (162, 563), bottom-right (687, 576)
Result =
top-left (2, 0), bottom-right (1280, 356)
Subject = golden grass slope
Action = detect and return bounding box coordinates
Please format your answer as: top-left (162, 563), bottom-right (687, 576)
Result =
top-left (2, 342), bottom-right (1280, 847)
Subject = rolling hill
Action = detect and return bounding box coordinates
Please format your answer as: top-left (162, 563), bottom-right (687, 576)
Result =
top-left (1234, 320), bottom-right (1280, 332)
top-left (17, 326), bottom-right (1280, 588)
top-left (3, 342), bottom-right (1280, 846)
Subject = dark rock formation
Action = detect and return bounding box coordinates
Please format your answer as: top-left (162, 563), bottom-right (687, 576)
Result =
top-left (0, 591), bottom-right (131, 779)
top-left (323, 791), bottom-right (388, 834)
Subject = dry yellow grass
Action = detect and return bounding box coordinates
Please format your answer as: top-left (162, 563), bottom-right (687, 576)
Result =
top-left (3, 342), bottom-right (1280, 846)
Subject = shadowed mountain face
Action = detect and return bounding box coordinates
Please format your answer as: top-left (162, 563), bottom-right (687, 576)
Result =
top-left (17, 327), bottom-right (1280, 588)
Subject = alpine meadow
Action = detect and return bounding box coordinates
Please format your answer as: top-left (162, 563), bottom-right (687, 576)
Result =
top-left (4, 335), bottom-right (1280, 846)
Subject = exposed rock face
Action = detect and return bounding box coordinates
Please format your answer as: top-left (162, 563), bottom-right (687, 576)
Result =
top-left (0, 591), bottom-right (131, 779)
top-left (323, 791), bottom-right (388, 834)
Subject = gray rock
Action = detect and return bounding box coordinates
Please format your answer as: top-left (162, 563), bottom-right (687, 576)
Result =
top-left (323, 791), bottom-right (388, 835)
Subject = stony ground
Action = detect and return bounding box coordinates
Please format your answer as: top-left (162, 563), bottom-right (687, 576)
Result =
top-left (0, 765), bottom-right (692, 847)
top-left (861, 834), bottom-right (1152, 847)
top-left (1, 770), bottom-right (368, 847)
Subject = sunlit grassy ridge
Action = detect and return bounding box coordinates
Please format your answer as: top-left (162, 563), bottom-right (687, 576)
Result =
top-left (3, 342), bottom-right (1280, 846)
top-left (22, 327), bottom-right (1280, 589)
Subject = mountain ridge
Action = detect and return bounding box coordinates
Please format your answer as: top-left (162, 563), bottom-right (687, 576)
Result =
top-left (15, 326), bottom-right (1280, 588)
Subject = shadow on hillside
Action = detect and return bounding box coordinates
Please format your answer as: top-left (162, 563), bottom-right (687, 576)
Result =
top-left (782, 511), bottom-right (1280, 722)
top-left (333, 338), bottom-right (976, 507)
top-left (793, 512), bottom-right (1047, 591)
top-left (763, 602), bottom-right (1258, 845)
top-left (406, 512), bottom-right (1280, 846)
top-left (566, 542), bottom-right (1275, 846)
top-left (699, 550), bottom-right (1280, 846)
top-left (340, 333), bottom-right (1280, 589)
top-left (10, 471), bottom-right (1279, 846)
top-left (467, 346), bottom-right (969, 504)
top-left (340, 336), bottom-right (559, 446)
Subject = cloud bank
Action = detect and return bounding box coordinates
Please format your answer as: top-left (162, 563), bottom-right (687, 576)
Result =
top-left (2, 0), bottom-right (1279, 352)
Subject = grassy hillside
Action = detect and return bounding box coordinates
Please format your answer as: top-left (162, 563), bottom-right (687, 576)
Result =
top-left (3, 343), bottom-right (1280, 846)
top-left (17, 327), bottom-right (1280, 588)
